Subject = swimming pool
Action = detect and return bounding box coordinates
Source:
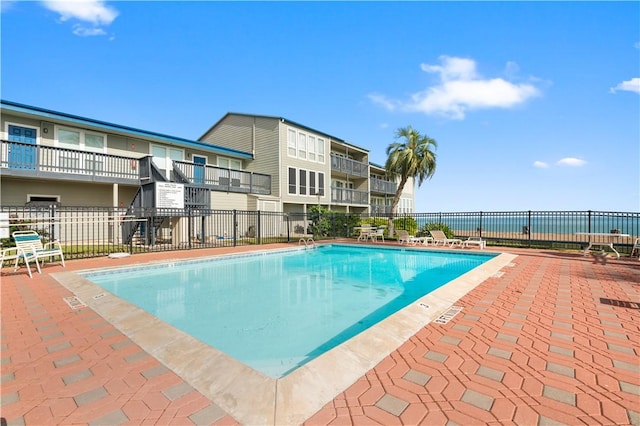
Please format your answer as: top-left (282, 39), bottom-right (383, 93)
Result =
top-left (54, 244), bottom-right (516, 425)
top-left (82, 244), bottom-right (495, 378)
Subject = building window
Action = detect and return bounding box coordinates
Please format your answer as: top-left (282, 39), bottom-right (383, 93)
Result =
top-left (287, 129), bottom-right (296, 157)
top-left (317, 138), bottom-right (325, 163)
top-left (318, 172), bottom-right (325, 195)
top-left (308, 136), bottom-right (316, 161)
top-left (217, 156), bottom-right (242, 170)
top-left (309, 171), bottom-right (316, 195)
top-left (57, 127), bottom-right (105, 152)
top-left (298, 133), bottom-right (307, 159)
top-left (299, 169), bottom-right (307, 195)
top-left (288, 167), bottom-right (296, 194)
top-left (151, 145), bottom-right (184, 179)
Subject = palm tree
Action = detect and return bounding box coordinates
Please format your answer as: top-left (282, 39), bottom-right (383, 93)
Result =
top-left (385, 126), bottom-right (437, 237)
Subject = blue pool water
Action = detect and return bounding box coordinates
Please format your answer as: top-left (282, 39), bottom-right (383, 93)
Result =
top-left (83, 245), bottom-right (495, 377)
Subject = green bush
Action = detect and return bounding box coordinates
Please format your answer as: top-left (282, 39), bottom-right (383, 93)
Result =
top-left (392, 217), bottom-right (419, 236)
top-left (421, 222), bottom-right (455, 238)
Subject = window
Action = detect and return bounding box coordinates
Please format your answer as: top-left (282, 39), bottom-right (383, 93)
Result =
top-left (308, 136), bottom-right (316, 161)
top-left (298, 133), bottom-right (307, 159)
top-left (299, 169), bottom-right (307, 195)
top-left (318, 172), bottom-right (325, 196)
top-left (151, 145), bottom-right (184, 179)
top-left (317, 138), bottom-right (325, 163)
top-left (57, 127), bottom-right (105, 152)
top-left (287, 129), bottom-right (297, 157)
top-left (217, 156), bottom-right (242, 170)
top-left (288, 167), bottom-right (296, 194)
top-left (309, 171), bottom-right (316, 195)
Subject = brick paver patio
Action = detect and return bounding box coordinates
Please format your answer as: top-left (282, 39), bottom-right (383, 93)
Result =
top-left (1, 244), bottom-right (639, 425)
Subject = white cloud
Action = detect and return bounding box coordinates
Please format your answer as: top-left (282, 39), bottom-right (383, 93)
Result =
top-left (610, 77), bottom-right (640, 94)
top-left (368, 93), bottom-right (398, 111)
top-left (73, 25), bottom-right (106, 36)
top-left (533, 161), bottom-right (549, 168)
top-left (557, 157), bottom-right (587, 167)
top-left (41, 0), bottom-right (118, 37)
top-left (370, 56), bottom-right (541, 120)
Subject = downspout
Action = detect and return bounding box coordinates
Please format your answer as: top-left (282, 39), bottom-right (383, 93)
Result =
top-left (252, 118), bottom-right (256, 159)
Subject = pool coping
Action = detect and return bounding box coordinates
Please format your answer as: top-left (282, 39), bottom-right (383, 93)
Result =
top-left (51, 245), bottom-right (517, 425)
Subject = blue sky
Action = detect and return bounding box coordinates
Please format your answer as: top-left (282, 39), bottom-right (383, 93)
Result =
top-left (2, 1), bottom-right (639, 213)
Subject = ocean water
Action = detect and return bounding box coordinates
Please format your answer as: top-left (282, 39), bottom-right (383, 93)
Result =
top-left (415, 213), bottom-right (639, 236)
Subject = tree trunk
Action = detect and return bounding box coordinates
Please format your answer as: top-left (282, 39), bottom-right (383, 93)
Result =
top-left (387, 178), bottom-right (407, 238)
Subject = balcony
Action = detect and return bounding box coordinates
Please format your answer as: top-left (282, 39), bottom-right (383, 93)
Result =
top-left (1, 140), bottom-right (139, 184)
top-left (1, 140), bottom-right (272, 196)
top-left (331, 187), bottom-right (368, 205)
top-left (330, 153), bottom-right (368, 178)
top-left (370, 177), bottom-right (397, 195)
top-left (173, 161), bottom-right (271, 195)
top-left (370, 204), bottom-right (392, 215)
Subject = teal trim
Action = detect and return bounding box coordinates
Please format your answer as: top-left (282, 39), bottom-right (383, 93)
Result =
top-left (1, 100), bottom-right (253, 159)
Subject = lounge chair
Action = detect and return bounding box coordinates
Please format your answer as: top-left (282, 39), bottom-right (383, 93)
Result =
top-left (396, 229), bottom-right (416, 245)
top-left (461, 236), bottom-right (486, 250)
top-left (12, 230), bottom-right (66, 275)
top-left (428, 230), bottom-right (462, 247)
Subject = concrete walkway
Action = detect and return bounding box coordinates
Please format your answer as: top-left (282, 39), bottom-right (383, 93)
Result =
top-left (1, 245), bottom-right (639, 425)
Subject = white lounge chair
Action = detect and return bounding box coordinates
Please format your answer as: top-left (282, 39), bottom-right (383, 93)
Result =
top-left (396, 230), bottom-right (417, 245)
top-left (428, 230), bottom-right (462, 247)
top-left (461, 236), bottom-right (486, 250)
top-left (12, 230), bottom-right (66, 275)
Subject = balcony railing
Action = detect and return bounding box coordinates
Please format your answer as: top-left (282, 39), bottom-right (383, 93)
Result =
top-left (0, 141), bottom-right (272, 196)
top-left (331, 187), bottom-right (368, 205)
top-left (330, 153), bottom-right (368, 178)
top-left (370, 177), bottom-right (397, 195)
top-left (173, 161), bottom-right (271, 195)
top-left (370, 204), bottom-right (392, 214)
top-left (1, 140), bottom-right (139, 184)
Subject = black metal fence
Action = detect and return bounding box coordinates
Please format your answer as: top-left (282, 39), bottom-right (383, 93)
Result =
top-left (1, 206), bottom-right (638, 260)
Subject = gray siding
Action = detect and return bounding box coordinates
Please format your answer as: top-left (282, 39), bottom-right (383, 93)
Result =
top-left (0, 177), bottom-right (138, 207)
top-left (201, 114), bottom-right (281, 197)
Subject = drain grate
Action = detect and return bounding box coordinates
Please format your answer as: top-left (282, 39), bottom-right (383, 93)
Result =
top-left (492, 271), bottom-right (505, 278)
top-left (434, 306), bottom-right (463, 324)
top-left (63, 296), bottom-right (87, 310)
top-left (506, 263), bottom-right (516, 267)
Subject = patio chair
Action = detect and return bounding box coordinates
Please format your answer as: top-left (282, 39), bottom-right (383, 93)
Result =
top-left (356, 226), bottom-right (373, 242)
top-left (461, 236), bottom-right (486, 250)
top-left (396, 230), bottom-right (416, 245)
top-left (1, 246), bottom-right (41, 278)
top-left (428, 230), bottom-right (463, 247)
top-left (370, 226), bottom-right (386, 243)
top-left (12, 230), bottom-right (66, 275)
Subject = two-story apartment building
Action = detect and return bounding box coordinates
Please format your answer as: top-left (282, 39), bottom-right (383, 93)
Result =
top-left (1, 100), bottom-right (414, 243)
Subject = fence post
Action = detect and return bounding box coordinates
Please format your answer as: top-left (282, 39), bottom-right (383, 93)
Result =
top-left (478, 211), bottom-right (483, 238)
top-left (588, 210), bottom-right (592, 234)
top-left (187, 208), bottom-right (192, 249)
top-left (528, 210), bottom-right (532, 248)
top-left (257, 210), bottom-right (261, 245)
top-left (286, 213), bottom-right (290, 243)
top-left (233, 209), bottom-right (237, 247)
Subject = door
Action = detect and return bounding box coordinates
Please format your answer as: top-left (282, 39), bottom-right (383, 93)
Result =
top-left (193, 155), bottom-right (206, 184)
top-left (8, 125), bottom-right (37, 169)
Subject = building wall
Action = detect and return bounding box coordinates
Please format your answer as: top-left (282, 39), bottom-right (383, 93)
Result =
top-left (279, 122), bottom-right (331, 208)
top-left (200, 114), bottom-right (281, 196)
top-left (0, 177), bottom-right (138, 207)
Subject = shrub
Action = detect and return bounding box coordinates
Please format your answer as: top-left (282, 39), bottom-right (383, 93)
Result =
top-left (421, 222), bottom-right (455, 239)
top-left (392, 217), bottom-right (418, 236)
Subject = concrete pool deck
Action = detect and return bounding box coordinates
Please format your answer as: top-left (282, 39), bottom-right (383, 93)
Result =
top-left (1, 242), bottom-right (639, 425)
